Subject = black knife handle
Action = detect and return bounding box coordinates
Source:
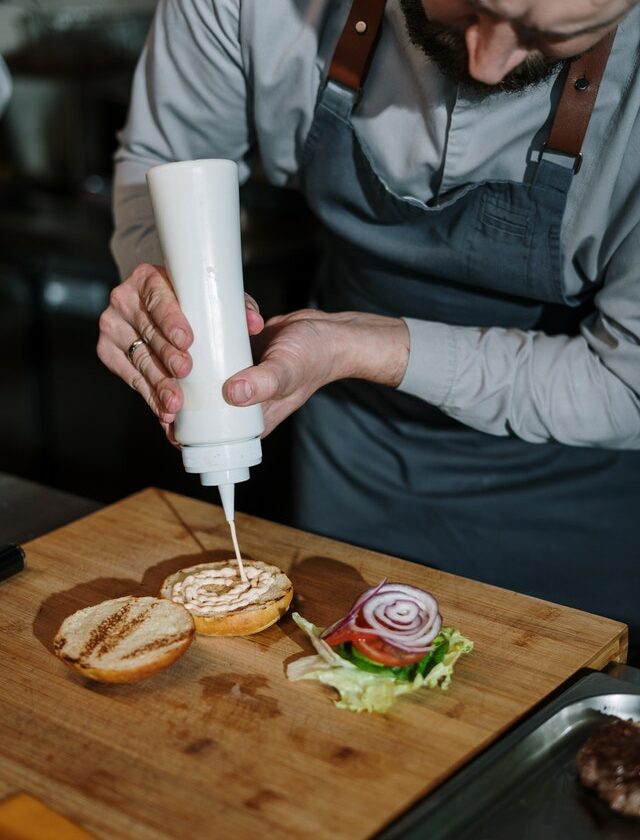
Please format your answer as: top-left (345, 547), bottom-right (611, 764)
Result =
top-left (0, 544), bottom-right (25, 582)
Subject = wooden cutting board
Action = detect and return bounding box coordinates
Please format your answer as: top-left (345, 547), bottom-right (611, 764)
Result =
top-left (0, 488), bottom-right (626, 839)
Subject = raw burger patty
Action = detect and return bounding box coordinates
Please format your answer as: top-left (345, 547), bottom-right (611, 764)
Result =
top-left (576, 716), bottom-right (640, 818)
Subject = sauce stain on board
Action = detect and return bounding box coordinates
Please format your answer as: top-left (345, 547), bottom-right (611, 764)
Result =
top-left (200, 674), bottom-right (281, 720)
top-left (332, 746), bottom-right (360, 762)
top-left (183, 737), bottom-right (217, 756)
top-left (515, 631), bottom-right (534, 648)
top-left (244, 788), bottom-right (282, 811)
top-left (289, 728), bottom-right (378, 778)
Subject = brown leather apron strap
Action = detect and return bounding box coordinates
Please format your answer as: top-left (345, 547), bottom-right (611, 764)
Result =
top-left (328, 3), bottom-right (615, 160)
top-left (327, 0), bottom-right (387, 92)
top-left (546, 28), bottom-right (617, 159)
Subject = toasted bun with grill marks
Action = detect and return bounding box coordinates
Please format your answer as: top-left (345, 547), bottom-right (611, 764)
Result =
top-left (53, 596), bottom-right (195, 683)
top-left (160, 560), bottom-right (293, 636)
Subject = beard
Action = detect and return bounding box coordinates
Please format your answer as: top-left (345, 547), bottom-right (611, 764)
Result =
top-left (399, 0), bottom-right (563, 94)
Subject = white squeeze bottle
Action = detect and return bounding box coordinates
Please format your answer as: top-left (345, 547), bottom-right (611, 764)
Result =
top-left (146, 159), bottom-right (263, 577)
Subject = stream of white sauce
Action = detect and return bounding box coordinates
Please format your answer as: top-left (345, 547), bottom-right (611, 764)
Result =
top-left (228, 518), bottom-right (247, 582)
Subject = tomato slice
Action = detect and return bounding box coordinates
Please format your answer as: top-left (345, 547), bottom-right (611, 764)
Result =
top-left (324, 609), bottom-right (428, 667)
top-left (351, 635), bottom-right (426, 667)
top-left (322, 625), bottom-right (358, 647)
top-left (324, 622), bottom-right (426, 667)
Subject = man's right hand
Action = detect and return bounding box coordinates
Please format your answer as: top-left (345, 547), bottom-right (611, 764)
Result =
top-left (96, 262), bottom-right (263, 442)
top-left (97, 263), bottom-right (193, 441)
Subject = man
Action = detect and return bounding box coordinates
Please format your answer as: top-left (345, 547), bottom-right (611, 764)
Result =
top-left (98, 0), bottom-right (640, 651)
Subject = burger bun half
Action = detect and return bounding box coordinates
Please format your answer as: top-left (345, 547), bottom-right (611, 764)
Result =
top-left (54, 595), bottom-right (195, 683)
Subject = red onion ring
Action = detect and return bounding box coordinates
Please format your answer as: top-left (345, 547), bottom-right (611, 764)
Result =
top-left (322, 580), bottom-right (442, 653)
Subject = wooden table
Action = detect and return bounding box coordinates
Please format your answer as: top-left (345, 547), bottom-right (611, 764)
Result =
top-left (0, 488), bottom-right (627, 839)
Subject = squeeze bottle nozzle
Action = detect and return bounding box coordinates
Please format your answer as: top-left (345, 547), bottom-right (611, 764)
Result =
top-left (218, 483), bottom-right (235, 523)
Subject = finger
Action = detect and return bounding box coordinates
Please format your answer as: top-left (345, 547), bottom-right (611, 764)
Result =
top-left (129, 269), bottom-right (194, 378)
top-left (98, 303), bottom-right (186, 412)
top-left (97, 332), bottom-right (183, 418)
top-left (107, 265), bottom-right (174, 331)
top-left (244, 292), bottom-right (260, 314)
top-left (109, 265), bottom-right (192, 379)
top-left (161, 420), bottom-right (180, 447)
top-left (246, 307), bottom-right (264, 336)
top-left (223, 357), bottom-right (295, 406)
top-left (132, 343), bottom-right (185, 416)
top-left (138, 266), bottom-right (193, 349)
top-left (244, 293), bottom-right (264, 336)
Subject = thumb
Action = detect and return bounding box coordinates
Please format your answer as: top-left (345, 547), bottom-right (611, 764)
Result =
top-left (223, 359), bottom-right (293, 406)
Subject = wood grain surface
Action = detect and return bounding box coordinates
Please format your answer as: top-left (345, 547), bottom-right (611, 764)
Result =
top-left (0, 488), bottom-right (627, 839)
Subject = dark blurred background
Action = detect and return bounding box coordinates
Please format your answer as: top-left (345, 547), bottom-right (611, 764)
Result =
top-left (0, 0), bottom-right (320, 522)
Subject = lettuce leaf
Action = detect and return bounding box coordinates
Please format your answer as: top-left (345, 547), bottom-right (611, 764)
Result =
top-left (287, 612), bottom-right (473, 713)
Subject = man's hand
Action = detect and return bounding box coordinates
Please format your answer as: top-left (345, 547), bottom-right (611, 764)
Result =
top-left (96, 262), bottom-right (264, 441)
top-left (223, 310), bottom-right (410, 436)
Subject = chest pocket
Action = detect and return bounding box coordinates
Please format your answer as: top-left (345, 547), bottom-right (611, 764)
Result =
top-left (477, 192), bottom-right (531, 243)
top-left (464, 166), bottom-right (571, 305)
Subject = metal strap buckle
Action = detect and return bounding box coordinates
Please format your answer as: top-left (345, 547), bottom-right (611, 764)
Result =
top-left (539, 144), bottom-right (583, 174)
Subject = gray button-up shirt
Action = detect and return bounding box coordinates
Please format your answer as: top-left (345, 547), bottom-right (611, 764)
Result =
top-left (112, 0), bottom-right (640, 449)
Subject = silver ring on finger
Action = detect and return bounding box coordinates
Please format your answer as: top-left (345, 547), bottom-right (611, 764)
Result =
top-left (126, 337), bottom-right (148, 365)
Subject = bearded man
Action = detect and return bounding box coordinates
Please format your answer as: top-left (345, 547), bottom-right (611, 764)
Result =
top-left (99, 1), bottom-right (640, 656)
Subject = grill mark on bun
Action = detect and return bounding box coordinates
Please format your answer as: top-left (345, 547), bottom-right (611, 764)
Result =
top-left (97, 603), bottom-right (160, 657)
top-left (79, 602), bottom-right (133, 659)
top-left (122, 629), bottom-right (193, 660)
top-left (80, 601), bottom-right (159, 660)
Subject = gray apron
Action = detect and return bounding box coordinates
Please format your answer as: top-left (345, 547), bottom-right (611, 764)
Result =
top-left (293, 6), bottom-right (639, 649)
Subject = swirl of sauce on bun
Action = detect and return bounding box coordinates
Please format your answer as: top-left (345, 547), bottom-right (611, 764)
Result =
top-left (170, 563), bottom-right (278, 616)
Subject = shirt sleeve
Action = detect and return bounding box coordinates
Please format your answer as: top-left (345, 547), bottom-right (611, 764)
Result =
top-left (398, 223), bottom-right (640, 449)
top-left (111, 0), bottom-right (251, 279)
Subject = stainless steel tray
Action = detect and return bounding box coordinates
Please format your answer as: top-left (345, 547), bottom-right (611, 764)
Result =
top-left (378, 669), bottom-right (640, 839)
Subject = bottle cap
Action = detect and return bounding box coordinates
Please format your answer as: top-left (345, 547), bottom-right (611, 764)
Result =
top-left (200, 467), bottom-right (250, 486)
top-left (181, 437), bottom-right (262, 487)
top-left (0, 544), bottom-right (25, 582)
